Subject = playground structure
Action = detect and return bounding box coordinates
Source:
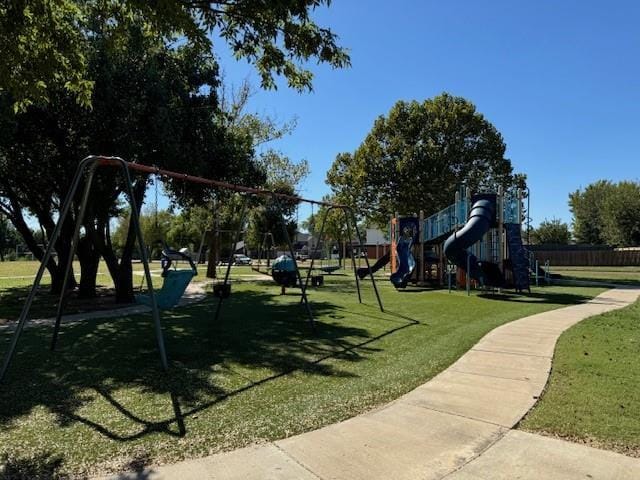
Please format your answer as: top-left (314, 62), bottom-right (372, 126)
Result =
top-left (0, 156), bottom-right (383, 384)
top-left (362, 186), bottom-right (535, 292)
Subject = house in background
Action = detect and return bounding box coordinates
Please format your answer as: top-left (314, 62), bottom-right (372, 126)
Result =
top-left (363, 227), bottom-right (390, 259)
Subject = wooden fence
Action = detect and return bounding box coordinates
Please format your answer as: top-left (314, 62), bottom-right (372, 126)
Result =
top-left (532, 249), bottom-right (640, 267)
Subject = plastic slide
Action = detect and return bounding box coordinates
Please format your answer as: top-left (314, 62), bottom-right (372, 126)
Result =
top-left (136, 269), bottom-right (195, 309)
top-left (443, 198), bottom-right (503, 287)
top-left (356, 252), bottom-right (391, 279)
top-left (390, 237), bottom-right (416, 288)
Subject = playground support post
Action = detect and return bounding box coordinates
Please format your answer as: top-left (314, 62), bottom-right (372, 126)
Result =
top-left (214, 194), bottom-right (248, 323)
top-left (497, 186), bottom-right (504, 294)
top-left (418, 210), bottom-right (424, 284)
top-left (466, 251), bottom-right (471, 296)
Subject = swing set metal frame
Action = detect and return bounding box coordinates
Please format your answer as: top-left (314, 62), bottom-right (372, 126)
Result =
top-left (0, 155), bottom-right (383, 384)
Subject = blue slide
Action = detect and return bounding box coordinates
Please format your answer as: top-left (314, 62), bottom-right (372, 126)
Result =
top-left (443, 198), bottom-right (503, 287)
top-left (390, 235), bottom-right (416, 289)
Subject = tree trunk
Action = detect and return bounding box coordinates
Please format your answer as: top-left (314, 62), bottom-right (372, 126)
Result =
top-left (50, 215), bottom-right (78, 294)
top-left (6, 198), bottom-right (76, 294)
top-left (115, 260), bottom-right (135, 303)
top-left (76, 236), bottom-right (100, 298)
top-left (206, 227), bottom-right (220, 278)
top-left (112, 180), bottom-right (147, 304)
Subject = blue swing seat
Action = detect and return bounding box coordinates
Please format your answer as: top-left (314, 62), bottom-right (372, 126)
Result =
top-left (136, 269), bottom-right (195, 310)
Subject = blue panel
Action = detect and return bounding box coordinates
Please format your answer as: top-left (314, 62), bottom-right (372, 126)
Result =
top-left (503, 195), bottom-right (521, 224)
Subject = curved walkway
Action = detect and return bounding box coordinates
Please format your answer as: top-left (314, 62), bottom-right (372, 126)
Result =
top-left (101, 287), bottom-right (640, 480)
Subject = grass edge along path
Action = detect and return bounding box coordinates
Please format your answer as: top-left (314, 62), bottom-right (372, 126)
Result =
top-left (0, 281), bottom-right (605, 478)
top-left (520, 295), bottom-right (640, 458)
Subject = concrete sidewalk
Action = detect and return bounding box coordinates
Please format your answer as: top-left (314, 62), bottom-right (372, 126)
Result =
top-left (101, 287), bottom-right (640, 480)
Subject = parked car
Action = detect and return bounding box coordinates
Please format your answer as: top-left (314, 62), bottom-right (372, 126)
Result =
top-left (233, 254), bottom-right (252, 265)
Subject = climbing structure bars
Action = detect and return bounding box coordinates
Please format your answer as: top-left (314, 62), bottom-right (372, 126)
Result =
top-left (0, 155), bottom-right (383, 383)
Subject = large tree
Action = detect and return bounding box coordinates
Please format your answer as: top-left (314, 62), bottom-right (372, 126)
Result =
top-left (601, 181), bottom-right (640, 246)
top-left (1, 0), bottom-right (350, 111)
top-left (326, 93), bottom-right (525, 226)
top-left (568, 180), bottom-right (612, 245)
top-left (0, 27), bottom-right (262, 300)
top-left (569, 180), bottom-right (640, 246)
top-left (530, 218), bottom-right (571, 245)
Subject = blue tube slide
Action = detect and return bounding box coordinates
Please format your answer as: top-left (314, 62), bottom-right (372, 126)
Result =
top-left (390, 237), bottom-right (416, 289)
top-left (443, 199), bottom-right (495, 284)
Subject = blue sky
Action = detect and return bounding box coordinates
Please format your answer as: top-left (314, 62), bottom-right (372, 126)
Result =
top-left (213, 0), bottom-right (639, 228)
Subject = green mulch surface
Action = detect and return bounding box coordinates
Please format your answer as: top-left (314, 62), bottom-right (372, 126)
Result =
top-left (0, 275), bottom-right (604, 478)
top-left (520, 296), bottom-right (640, 457)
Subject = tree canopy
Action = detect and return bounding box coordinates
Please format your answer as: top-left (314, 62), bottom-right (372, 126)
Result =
top-left (569, 180), bottom-right (640, 246)
top-left (0, 25), bottom-right (261, 299)
top-left (1, 0), bottom-right (350, 111)
top-left (326, 93), bottom-right (525, 226)
top-left (530, 218), bottom-right (571, 245)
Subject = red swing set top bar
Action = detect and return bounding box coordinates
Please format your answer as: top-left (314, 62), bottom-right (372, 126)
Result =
top-left (97, 157), bottom-right (345, 209)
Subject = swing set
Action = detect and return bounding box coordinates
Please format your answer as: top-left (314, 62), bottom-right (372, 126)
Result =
top-left (252, 232), bottom-right (276, 275)
top-left (0, 155), bottom-right (383, 383)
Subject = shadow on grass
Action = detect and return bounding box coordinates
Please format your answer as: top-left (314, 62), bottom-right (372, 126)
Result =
top-left (477, 290), bottom-right (595, 305)
top-left (0, 287), bottom-right (421, 467)
top-left (394, 286), bottom-right (441, 293)
top-left (0, 452), bottom-right (66, 480)
top-left (0, 285), bottom-right (132, 324)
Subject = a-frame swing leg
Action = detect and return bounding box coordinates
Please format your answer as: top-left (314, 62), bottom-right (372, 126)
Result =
top-left (120, 160), bottom-right (169, 370)
top-left (0, 157), bottom-right (96, 383)
top-left (343, 209), bottom-right (363, 304)
top-left (348, 207), bottom-right (384, 313)
top-left (51, 162), bottom-right (99, 350)
top-left (302, 207), bottom-right (331, 293)
top-left (49, 157), bottom-right (169, 370)
top-left (214, 194), bottom-right (248, 323)
top-left (273, 196), bottom-right (315, 330)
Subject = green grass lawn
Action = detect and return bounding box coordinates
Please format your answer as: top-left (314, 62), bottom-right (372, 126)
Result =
top-left (0, 270), bottom-right (605, 478)
top-left (520, 296), bottom-right (640, 457)
top-left (0, 260), bottom-right (370, 321)
top-left (552, 266), bottom-right (640, 286)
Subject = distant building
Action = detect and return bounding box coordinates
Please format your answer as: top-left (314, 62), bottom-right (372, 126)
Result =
top-left (365, 228), bottom-right (388, 245)
top-left (363, 227), bottom-right (390, 259)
